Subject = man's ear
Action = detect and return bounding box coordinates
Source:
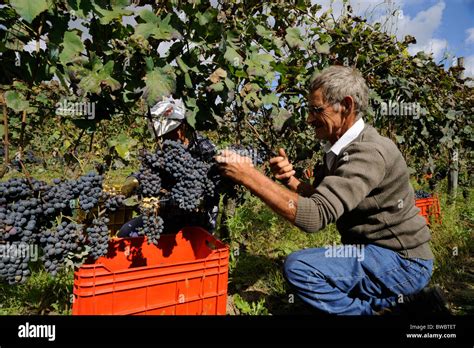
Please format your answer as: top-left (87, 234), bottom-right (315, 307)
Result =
top-left (341, 96), bottom-right (354, 116)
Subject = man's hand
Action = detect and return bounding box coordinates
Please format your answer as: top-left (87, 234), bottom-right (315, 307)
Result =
top-left (269, 148), bottom-right (296, 183)
top-left (215, 150), bottom-right (255, 184)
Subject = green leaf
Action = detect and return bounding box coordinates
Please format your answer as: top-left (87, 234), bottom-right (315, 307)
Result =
top-left (209, 82), bottom-right (224, 92)
top-left (176, 57), bottom-right (189, 73)
top-left (224, 46), bottom-right (242, 67)
top-left (135, 12), bottom-right (178, 40)
top-left (395, 135), bottom-right (405, 144)
top-left (123, 196), bottom-right (139, 207)
top-left (10, 0), bottom-right (49, 23)
top-left (196, 9), bottom-right (216, 26)
top-left (59, 31), bottom-right (85, 64)
top-left (285, 28), bottom-right (305, 48)
top-left (261, 93), bottom-right (279, 106)
top-left (108, 133), bottom-right (138, 161)
top-left (93, 3), bottom-right (133, 25)
top-left (184, 72), bottom-right (193, 88)
top-left (144, 66), bottom-right (176, 105)
top-left (315, 42), bottom-right (330, 54)
top-left (79, 60), bottom-right (121, 94)
top-left (272, 108), bottom-right (292, 132)
top-left (5, 90), bottom-right (30, 113)
top-left (246, 53), bottom-right (273, 78)
top-left (256, 25), bottom-right (272, 39)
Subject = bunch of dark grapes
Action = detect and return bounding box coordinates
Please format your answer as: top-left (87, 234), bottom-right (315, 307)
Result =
top-left (0, 178), bottom-right (32, 204)
top-left (0, 242), bottom-right (30, 284)
top-left (1, 198), bottom-right (41, 243)
top-left (137, 206), bottom-right (163, 245)
top-left (39, 222), bottom-right (85, 276)
top-left (171, 179), bottom-right (204, 211)
top-left (162, 140), bottom-right (193, 181)
top-left (136, 150), bottom-right (163, 197)
top-left (41, 180), bottom-right (75, 216)
top-left (137, 168), bottom-right (161, 197)
top-left (86, 217), bottom-right (110, 260)
top-left (140, 150), bottom-right (163, 170)
top-left (104, 194), bottom-right (125, 212)
top-left (415, 190), bottom-right (432, 199)
top-left (77, 172), bottom-right (103, 213)
top-left (162, 140), bottom-right (217, 211)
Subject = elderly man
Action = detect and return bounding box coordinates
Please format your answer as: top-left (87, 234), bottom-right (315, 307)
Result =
top-left (216, 65), bottom-right (448, 315)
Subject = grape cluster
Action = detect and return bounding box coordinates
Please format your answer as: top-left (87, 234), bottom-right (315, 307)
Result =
top-left (162, 140), bottom-right (216, 211)
top-left (77, 172), bottom-right (104, 213)
top-left (39, 222), bottom-right (85, 276)
top-left (137, 207), bottom-right (164, 245)
top-left (0, 178), bottom-right (32, 204)
top-left (1, 198), bottom-right (41, 243)
top-left (135, 150), bottom-right (163, 197)
top-left (104, 194), bottom-right (125, 212)
top-left (415, 190), bottom-right (432, 199)
top-left (86, 217), bottom-right (110, 260)
top-left (137, 168), bottom-right (161, 197)
top-left (0, 242), bottom-right (30, 284)
top-left (42, 180), bottom-right (75, 216)
top-left (0, 171), bottom-right (106, 283)
top-left (140, 150), bottom-right (163, 170)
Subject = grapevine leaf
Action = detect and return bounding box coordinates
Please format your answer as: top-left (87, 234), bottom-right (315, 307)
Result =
top-left (59, 31), bottom-right (85, 64)
top-left (93, 3), bottom-right (133, 25)
top-left (143, 66), bottom-right (176, 105)
top-left (10, 0), bottom-right (49, 23)
top-left (315, 42), bottom-right (330, 54)
top-left (123, 196), bottom-right (139, 207)
top-left (79, 60), bottom-right (121, 94)
top-left (285, 28), bottom-right (305, 48)
top-left (5, 90), bottom-right (30, 113)
top-left (135, 12), bottom-right (179, 40)
top-left (224, 46), bottom-right (242, 67)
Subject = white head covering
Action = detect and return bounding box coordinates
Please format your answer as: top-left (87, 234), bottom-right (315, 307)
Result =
top-left (148, 97), bottom-right (187, 137)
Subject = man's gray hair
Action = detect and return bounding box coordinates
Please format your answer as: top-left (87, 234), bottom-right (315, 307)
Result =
top-left (309, 65), bottom-right (369, 120)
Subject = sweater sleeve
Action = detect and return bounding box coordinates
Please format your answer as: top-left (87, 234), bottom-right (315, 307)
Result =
top-left (295, 143), bottom-right (386, 233)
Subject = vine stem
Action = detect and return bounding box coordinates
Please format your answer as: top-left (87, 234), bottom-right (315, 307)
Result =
top-left (2, 102), bottom-right (9, 164)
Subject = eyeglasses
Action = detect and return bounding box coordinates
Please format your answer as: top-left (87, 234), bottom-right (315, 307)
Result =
top-left (308, 103), bottom-right (331, 115)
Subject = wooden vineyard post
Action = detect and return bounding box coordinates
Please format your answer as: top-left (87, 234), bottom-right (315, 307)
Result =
top-left (1, 94), bottom-right (9, 164)
top-left (448, 57), bottom-right (464, 200)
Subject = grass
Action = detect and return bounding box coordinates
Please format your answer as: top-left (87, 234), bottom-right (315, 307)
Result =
top-left (0, 264), bottom-right (74, 315)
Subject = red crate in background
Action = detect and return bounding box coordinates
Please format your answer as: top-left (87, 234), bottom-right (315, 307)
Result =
top-left (72, 227), bottom-right (229, 315)
top-left (415, 195), bottom-right (441, 225)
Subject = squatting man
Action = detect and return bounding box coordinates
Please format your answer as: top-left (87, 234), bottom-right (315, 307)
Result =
top-left (216, 65), bottom-right (447, 315)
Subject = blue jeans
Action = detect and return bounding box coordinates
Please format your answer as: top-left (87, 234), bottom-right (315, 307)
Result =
top-left (283, 244), bottom-right (433, 315)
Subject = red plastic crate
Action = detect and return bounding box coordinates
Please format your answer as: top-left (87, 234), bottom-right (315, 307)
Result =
top-left (72, 227), bottom-right (229, 315)
top-left (415, 195), bottom-right (441, 225)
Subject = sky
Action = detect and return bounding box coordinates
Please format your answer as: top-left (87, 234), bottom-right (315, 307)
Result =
top-left (314, 0), bottom-right (474, 78)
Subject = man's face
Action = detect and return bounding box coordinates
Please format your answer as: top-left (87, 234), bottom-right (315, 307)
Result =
top-left (306, 88), bottom-right (344, 143)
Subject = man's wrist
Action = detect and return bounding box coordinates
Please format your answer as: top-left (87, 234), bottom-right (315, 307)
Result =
top-left (283, 176), bottom-right (300, 190)
top-left (240, 167), bottom-right (259, 187)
